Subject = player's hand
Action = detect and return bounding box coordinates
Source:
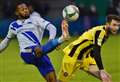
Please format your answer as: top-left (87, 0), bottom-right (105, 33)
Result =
top-left (34, 46), bottom-right (42, 57)
top-left (55, 45), bottom-right (61, 50)
top-left (61, 19), bottom-right (70, 40)
top-left (100, 70), bottom-right (112, 82)
top-left (61, 19), bottom-right (68, 29)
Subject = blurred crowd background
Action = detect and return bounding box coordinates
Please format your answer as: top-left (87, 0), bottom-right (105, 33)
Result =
top-left (0, 0), bottom-right (120, 38)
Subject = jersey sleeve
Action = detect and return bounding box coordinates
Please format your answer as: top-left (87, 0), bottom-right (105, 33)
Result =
top-left (6, 24), bottom-right (16, 39)
top-left (93, 30), bottom-right (106, 70)
top-left (39, 18), bottom-right (52, 30)
top-left (33, 16), bottom-right (51, 29)
top-left (45, 23), bottom-right (57, 40)
top-left (0, 24), bottom-right (16, 52)
top-left (33, 16), bottom-right (57, 40)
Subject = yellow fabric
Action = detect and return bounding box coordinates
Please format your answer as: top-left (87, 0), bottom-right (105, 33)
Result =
top-left (58, 55), bottom-right (96, 82)
top-left (58, 25), bottom-right (107, 82)
top-left (63, 25), bottom-right (106, 60)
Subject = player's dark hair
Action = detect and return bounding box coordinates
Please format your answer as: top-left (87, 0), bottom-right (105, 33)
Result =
top-left (106, 14), bottom-right (120, 23)
top-left (13, 0), bottom-right (28, 19)
top-left (15, 0), bottom-right (25, 9)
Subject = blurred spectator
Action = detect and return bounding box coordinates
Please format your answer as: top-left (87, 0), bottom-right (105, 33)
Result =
top-left (117, 3), bottom-right (120, 33)
top-left (79, 4), bottom-right (99, 30)
top-left (89, 4), bottom-right (99, 27)
top-left (106, 3), bottom-right (118, 15)
top-left (116, 2), bottom-right (120, 15)
top-left (31, 0), bottom-right (50, 17)
top-left (82, 5), bottom-right (91, 30)
top-left (78, 3), bottom-right (86, 16)
top-left (112, 0), bottom-right (120, 7)
top-left (1, 0), bottom-right (15, 18)
top-left (83, 15), bottom-right (91, 30)
top-left (77, 4), bottom-right (90, 30)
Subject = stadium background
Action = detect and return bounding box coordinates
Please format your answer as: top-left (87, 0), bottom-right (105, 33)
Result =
top-left (0, 0), bottom-right (120, 82)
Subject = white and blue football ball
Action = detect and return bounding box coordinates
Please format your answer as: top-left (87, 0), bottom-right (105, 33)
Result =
top-left (62, 5), bottom-right (79, 21)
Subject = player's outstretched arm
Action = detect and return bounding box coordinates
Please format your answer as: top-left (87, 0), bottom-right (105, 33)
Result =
top-left (0, 24), bottom-right (15, 54)
top-left (61, 19), bottom-right (70, 40)
top-left (33, 15), bottom-right (57, 41)
top-left (0, 37), bottom-right (11, 53)
top-left (83, 64), bottom-right (111, 82)
top-left (92, 45), bottom-right (112, 82)
top-left (46, 23), bottom-right (57, 41)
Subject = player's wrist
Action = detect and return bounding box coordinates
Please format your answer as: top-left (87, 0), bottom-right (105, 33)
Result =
top-left (99, 69), bottom-right (105, 72)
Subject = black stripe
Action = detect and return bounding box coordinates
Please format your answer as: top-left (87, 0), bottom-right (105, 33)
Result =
top-left (101, 35), bottom-right (106, 45)
top-left (68, 39), bottom-right (88, 57)
top-left (95, 30), bottom-right (101, 45)
top-left (77, 44), bottom-right (93, 60)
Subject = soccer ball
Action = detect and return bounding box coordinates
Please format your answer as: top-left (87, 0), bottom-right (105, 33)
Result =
top-left (62, 5), bottom-right (79, 21)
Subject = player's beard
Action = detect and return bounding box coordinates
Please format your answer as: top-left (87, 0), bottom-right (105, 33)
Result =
top-left (18, 14), bottom-right (30, 19)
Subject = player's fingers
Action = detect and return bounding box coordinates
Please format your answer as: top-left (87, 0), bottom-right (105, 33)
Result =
top-left (107, 74), bottom-right (111, 79)
top-left (102, 78), bottom-right (110, 82)
top-left (34, 46), bottom-right (42, 57)
top-left (101, 70), bottom-right (112, 82)
top-left (105, 76), bottom-right (112, 82)
top-left (105, 72), bottom-right (112, 82)
top-left (100, 72), bottom-right (109, 82)
top-left (108, 76), bottom-right (112, 82)
top-left (61, 20), bottom-right (68, 28)
top-left (55, 45), bottom-right (61, 50)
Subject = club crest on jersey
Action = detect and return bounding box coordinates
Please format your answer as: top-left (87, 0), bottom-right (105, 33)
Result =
top-left (63, 72), bottom-right (68, 77)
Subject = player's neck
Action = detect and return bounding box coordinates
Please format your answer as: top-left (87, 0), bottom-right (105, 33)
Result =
top-left (104, 24), bottom-right (109, 31)
top-left (104, 25), bottom-right (111, 36)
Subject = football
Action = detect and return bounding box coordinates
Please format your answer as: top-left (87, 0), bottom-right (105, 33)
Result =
top-left (62, 5), bottom-right (79, 21)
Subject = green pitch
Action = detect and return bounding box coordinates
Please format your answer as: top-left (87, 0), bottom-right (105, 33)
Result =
top-left (0, 35), bottom-right (120, 82)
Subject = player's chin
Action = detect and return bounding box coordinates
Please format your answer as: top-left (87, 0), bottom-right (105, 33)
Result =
top-left (24, 15), bottom-right (30, 19)
top-left (111, 30), bottom-right (118, 34)
top-left (21, 14), bottom-right (30, 19)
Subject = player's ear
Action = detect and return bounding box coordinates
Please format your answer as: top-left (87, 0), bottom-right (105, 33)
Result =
top-left (15, 11), bottom-right (19, 16)
top-left (106, 22), bottom-right (110, 26)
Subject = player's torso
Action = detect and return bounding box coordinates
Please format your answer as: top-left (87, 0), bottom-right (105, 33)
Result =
top-left (12, 18), bottom-right (43, 52)
top-left (63, 25), bottom-right (107, 61)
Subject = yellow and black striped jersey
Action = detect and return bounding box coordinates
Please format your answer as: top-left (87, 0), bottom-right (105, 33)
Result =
top-left (63, 25), bottom-right (109, 60)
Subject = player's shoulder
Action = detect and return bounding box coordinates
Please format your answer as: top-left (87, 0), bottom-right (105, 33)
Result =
top-left (9, 20), bottom-right (22, 29)
top-left (30, 13), bottom-right (46, 23)
top-left (91, 25), bottom-right (105, 32)
top-left (31, 11), bottom-right (41, 17)
top-left (30, 11), bottom-right (42, 19)
top-left (10, 20), bottom-right (17, 25)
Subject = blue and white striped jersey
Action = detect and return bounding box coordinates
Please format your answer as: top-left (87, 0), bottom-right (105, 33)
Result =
top-left (0, 15), bottom-right (56, 52)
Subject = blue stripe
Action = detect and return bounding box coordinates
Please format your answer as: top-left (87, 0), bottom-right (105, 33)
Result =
top-left (25, 31), bottom-right (40, 45)
top-left (22, 31), bottom-right (40, 45)
top-left (11, 27), bottom-right (16, 31)
top-left (45, 23), bottom-right (51, 29)
top-left (28, 22), bottom-right (32, 24)
top-left (22, 33), bottom-right (37, 44)
top-left (12, 22), bottom-right (22, 29)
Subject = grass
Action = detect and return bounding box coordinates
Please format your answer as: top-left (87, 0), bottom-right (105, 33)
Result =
top-left (0, 35), bottom-right (120, 82)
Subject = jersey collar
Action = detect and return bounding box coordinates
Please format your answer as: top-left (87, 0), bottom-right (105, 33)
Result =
top-left (17, 18), bottom-right (32, 25)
